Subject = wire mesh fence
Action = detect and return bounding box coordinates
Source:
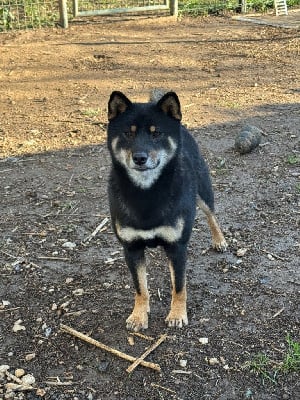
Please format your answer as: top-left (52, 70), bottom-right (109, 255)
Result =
top-left (179, 0), bottom-right (236, 15)
top-left (0, 0), bottom-right (60, 30)
top-left (77, 0), bottom-right (168, 12)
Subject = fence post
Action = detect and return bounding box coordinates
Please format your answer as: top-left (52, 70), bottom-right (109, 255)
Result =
top-left (170, 0), bottom-right (178, 17)
top-left (58, 0), bottom-right (68, 28)
top-left (241, 0), bottom-right (247, 13)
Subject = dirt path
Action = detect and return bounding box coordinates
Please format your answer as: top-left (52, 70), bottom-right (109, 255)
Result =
top-left (0, 15), bottom-right (299, 399)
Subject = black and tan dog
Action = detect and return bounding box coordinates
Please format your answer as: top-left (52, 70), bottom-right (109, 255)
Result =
top-left (107, 90), bottom-right (227, 332)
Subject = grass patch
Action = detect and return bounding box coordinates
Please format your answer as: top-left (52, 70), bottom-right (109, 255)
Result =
top-left (80, 108), bottom-right (101, 118)
top-left (281, 335), bottom-right (300, 373)
top-left (286, 154), bottom-right (300, 165)
top-left (245, 335), bottom-right (300, 385)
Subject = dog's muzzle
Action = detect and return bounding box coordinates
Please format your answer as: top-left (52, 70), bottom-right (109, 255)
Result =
top-left (133, 152), bottom-right (148, 166)
top-left (132, 151), bottom-right (159, 171)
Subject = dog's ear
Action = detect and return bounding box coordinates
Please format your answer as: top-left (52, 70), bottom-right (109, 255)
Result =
top-left (108, 91), bottom-right (132, 121)
top-left (157, 92), bottom-right (182, 121)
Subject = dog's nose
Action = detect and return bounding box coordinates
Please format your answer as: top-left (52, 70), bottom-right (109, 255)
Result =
top-left (133, 152), bottom-right (148, 166)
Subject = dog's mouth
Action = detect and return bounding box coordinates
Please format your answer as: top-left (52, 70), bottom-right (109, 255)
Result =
top-left (133, 161), bottom-right (160, 171)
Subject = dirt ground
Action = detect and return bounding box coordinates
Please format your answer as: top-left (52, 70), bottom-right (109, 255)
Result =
top-left (0, 14), bottom-right (299, 400)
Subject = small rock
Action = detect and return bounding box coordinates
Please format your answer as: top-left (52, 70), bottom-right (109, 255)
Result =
top-left (36, 388), bottom-right (46, 396)
top-left (237, 248), bottom-right (248, 257)
top-left (0, 364), bottom-right (10, 378)
top-left (235, 125), bottom-right (263, 154)
top-left (62, 241), bottom-right (76, 250)
top-left (72, 288), bottom-right (84, 296)
top-left (21, 374), bottom-right (35, 385)
top-left (15, 368), bottom-right (25, 378)
top-left (12, 319), bottom-right (26, 332)
top-left (179, 359), bottom-right (187, 368)
top-left (44, 327), bottom-right (52, 337)
top-left (199, 337), bottom-right (209, 345)
top-left (25, 353), bottom-right (36, 362)
top-left (220, 356), bottom-right (226, 364)
top-left (128, 336), bottom-right (135, 346)
top-left (207, 357), bottom-right (219, 366)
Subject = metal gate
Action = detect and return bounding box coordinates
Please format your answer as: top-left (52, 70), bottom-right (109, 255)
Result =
top-left (59, 0), bottom-right (178, 28)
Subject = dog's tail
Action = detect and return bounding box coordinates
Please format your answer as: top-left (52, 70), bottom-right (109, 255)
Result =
top-left (149, 88), bottom-right (168, 103)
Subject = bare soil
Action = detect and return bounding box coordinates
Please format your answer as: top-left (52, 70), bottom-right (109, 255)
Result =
top-left (0, 15), bottom-right (299, 400)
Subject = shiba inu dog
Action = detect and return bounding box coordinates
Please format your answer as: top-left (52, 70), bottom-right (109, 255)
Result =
top-left (107, 90), bottom-right (227, 332)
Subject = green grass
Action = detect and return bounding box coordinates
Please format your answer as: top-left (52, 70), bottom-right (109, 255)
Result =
top-left (246, 353), bottom-right (278, 384)
top-left (281, 335), bottom-right (300, 373)
top-left (286, 154), bottom-right (300, 165)
top-left (80, 108), bottom-right (100, 118)
top-left (245, 336), bottom-right (300, 385)
top-left (179, 0), bottom-right (300, 16)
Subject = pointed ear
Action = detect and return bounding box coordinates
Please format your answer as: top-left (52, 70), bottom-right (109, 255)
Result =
top-left (157, 92), bottom-right (182, 121)
top-left (108, 91), bottom-right (132, 121)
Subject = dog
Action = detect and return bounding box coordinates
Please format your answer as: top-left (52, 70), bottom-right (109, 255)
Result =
top-left (106, 90), bottom-right (227, 332)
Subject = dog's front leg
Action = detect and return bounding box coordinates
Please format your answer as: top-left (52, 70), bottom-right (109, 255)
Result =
top-left (124, 245), bottom-right (150, 332)
top-left (164, 243), bottom-right (188, 328)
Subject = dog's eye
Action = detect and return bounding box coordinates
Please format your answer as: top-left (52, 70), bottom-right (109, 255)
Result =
top-left (124, 125), bottom-right (137, 139)
top-left (149, 125), bottom-right (162, 139)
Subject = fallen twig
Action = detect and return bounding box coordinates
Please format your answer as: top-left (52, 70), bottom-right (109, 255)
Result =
top-left (130, 332), bottom-right (155, 341)
top-left (271, 307), bottom-right (285, 318)
top-left (172, 370), bottom-right (192, 375)
top-left (0, 307), bottom-right (21, 313)
top-left (83, 217), bottom-right (109, 243)
top-left (60, 324), bottom-right (161, 372)
top-left (37, 256), bottom-right (71, 261)
top-left (151, 383), bottom-right (176, 394)
top-left (126, 333), bottom-right (167, 373)
top-left (44, 381), bottom-right (73, 386)
top-left (262, 249), bottom-right (286, 261)
top-left (0, 250), bottom-right (19, 259)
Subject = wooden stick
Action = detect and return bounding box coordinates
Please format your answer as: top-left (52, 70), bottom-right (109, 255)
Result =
top-left (60, 324), bottom-right (160, 372)
top-left (83, 217), bottom-right (109, 243)
top-left (130, 332), bottom-right (155, 341)
top-left (151, 383), bottom-right (176, 394)
top-left (37, 256), bottom-right (71, 261)
top-left (126, 333), bottom-right (167, 374)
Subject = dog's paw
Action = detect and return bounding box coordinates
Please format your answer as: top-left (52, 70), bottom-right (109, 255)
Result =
top-left (213, 238), bottom-right (228, 252)
top-left (126, 312), bottom-right (148, 332)
top-left (165, 311), bottom-right (188, 328)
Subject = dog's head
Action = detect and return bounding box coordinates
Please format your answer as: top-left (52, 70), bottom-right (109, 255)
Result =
top-left (107, 91), bottom-right (182, 189)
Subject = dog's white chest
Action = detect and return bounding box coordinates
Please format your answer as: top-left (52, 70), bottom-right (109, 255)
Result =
top-left (116, 217), bottom-right (184, 243)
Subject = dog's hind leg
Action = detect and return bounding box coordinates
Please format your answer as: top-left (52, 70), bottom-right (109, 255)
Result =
top-left (198, 199), bottom-right (227, 252)
top-left (164, 243), bottom-right (188, 328)
top-left (124, 246), bottom-right (150, 332)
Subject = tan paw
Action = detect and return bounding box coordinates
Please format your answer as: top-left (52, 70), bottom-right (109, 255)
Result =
top-left (165, 311), bottom-right (188, 328)
top-left (126, 312), bottom-right (148, 332)
top-left (213, 238), bottom-right (228, 252)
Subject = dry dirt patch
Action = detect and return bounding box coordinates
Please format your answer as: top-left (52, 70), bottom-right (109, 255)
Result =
top-left (0, 15), bottom-right (299, 400)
